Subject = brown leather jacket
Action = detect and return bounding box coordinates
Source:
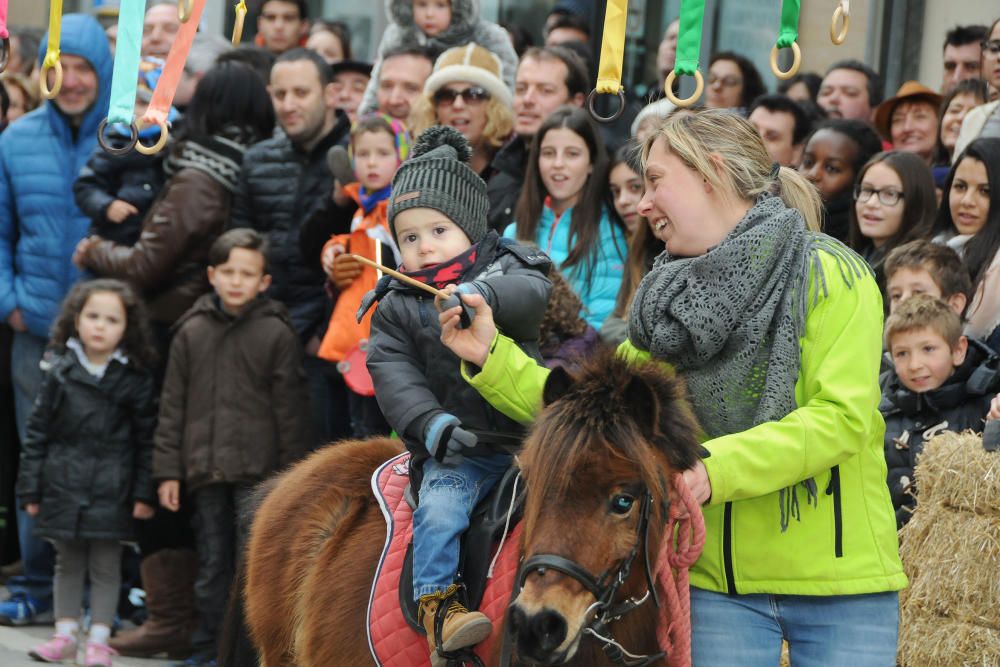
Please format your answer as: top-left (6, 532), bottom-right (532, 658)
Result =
top-left (153, 294), bottom-right (312, 491)
top-left (83, 169), bottom-right (230, 326)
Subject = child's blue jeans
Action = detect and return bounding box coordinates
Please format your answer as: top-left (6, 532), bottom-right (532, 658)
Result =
top-left (412, 453), bottom-right (512, 601)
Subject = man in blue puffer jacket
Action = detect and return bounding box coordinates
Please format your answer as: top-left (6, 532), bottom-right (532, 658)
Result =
top-left (0, 14), bottom-right (112, 626)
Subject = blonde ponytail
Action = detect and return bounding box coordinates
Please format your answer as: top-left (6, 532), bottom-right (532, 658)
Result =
top-left (642, 110), bottom-right (822, 232)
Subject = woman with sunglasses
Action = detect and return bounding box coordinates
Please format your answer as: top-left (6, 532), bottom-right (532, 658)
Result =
top-left (408, 43), bottom-right (514, 177)
top-left (847, 151), bottom-right (937, 289)
top-left (953, 17), bottom-right (1000, 157)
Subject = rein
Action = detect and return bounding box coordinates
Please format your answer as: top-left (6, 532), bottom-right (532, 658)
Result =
top-left (501, 475), bottom-right (704, 667)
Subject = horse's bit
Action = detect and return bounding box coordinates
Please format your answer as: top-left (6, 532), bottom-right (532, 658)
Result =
top-left (505, 489), bottom-right (666, 667)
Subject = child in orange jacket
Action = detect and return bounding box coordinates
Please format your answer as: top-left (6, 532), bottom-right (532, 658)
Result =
top-left (320, 114), bottom-right (411, 436)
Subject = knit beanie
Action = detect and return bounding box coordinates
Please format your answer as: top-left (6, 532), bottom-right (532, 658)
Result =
top-left (423, 43), bottom-right (512, 107)
top-left (388, 126), bottom-right (488, 244)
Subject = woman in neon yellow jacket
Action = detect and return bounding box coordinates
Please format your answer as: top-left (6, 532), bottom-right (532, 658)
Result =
top-left (439, 110), bottom-right (907, 666)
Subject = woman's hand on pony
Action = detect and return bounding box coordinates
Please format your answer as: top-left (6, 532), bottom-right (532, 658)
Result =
top-left (987, 394), bottom-right (1000, 422)
top-left (132, 501), bottom-right (156, 520)
top-left (439, 291), bottom-right (495, 368)
top-left (24, 502), bottom-right (39, 517)
top-left (158, 480), bottom-right (181, 512)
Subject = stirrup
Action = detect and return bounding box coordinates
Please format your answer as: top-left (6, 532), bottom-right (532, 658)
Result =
top-left (432, 585), bottom-right (485, 667)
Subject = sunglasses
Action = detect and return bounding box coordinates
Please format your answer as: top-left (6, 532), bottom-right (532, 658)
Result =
top-left (432, 86), bottom-right (491, 106)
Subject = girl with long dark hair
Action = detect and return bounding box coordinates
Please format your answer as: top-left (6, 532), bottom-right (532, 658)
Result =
top-left (507, 106), bottom-right (626, 328)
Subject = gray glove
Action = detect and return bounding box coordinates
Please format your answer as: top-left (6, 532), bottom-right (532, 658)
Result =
top-left (424, 413), bottom-right (479, 465)
top-left (326, 145), bottom-right (354, 186)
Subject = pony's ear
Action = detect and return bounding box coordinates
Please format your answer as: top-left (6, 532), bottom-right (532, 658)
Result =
top-left (623, 374), bottom-right (660, 440)
top-left (543, 366), bottom-right (574, 406)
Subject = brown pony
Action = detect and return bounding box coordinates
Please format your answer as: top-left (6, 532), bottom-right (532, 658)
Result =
top-left (244, 348), bottom-right (702, 666)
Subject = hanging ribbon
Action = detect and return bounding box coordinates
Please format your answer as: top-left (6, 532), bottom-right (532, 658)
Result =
top-left (232, 1), bottom-right (247, 45)
top-left (99, 0), bottom-right (148, 155)
top-left (0, 0), bottom-right (10, 74)
top-left (770, 0), bottom-right (802, 80)
top-left (831, 0), bottom-right (850, 45)
top-left (39, 0), bottom-right (64, 99)
top-left (665, 0), bottom-right (705, 107)
top-left (136, 0), bottom-right (206, 154)
top-left (588, 0), bottom-right (627, 122)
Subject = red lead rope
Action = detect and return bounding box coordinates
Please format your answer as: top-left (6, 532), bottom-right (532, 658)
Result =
top-left (655, 472), bottom-right (706, 667)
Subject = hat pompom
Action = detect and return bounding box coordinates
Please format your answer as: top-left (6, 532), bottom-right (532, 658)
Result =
top-left (410, 125), bottom-right (473, 164)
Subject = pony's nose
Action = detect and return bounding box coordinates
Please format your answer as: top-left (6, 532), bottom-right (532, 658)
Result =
top-left (509, 605), bottom-right (568, 661)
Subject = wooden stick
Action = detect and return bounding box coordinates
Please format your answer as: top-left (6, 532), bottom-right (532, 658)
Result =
top-left (348, 254), bottom-right (444, 298)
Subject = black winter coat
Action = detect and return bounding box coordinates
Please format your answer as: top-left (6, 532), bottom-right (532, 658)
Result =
top-left (228, 119), bottom-right (354, 341)
top-left (366, 233), bottom-right (551, 472)
top-left (16, 351), bottom-right (156, 542)
top-left (880, 337), bottom-right (1000, 527)
top-left (486, 136), bottom-right (528, 234)
top-left (73, 132), bottom-right (166, 246)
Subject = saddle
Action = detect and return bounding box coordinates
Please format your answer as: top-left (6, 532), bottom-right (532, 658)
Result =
top-left (368, 453), bottom-right (524, 667)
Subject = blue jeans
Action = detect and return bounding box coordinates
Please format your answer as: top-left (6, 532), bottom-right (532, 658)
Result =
top-left (690, 587), bottom-right (899, 667)
top-left (9, 331), bottom-right (55, 603)
top-left (412, 454), bottom-right (512, 600)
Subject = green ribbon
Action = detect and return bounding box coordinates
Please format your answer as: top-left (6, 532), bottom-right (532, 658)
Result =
top-left (673, 0), bottom-right (705, 77)
top-left (776, 0), bottom-right (801, 49)
top-left (107, 0), bottom-right (147, 125)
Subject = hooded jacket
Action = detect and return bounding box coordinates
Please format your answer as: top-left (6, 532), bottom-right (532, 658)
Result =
top-left (366, 233), bottom-right (550, 471)
top-left (359, 0), bottom-right (518, 116)
top-left (0, 14), bottom-right (112, 338)
top-left (16, 349), bottom-right (156, 542)
top-left (154, 294), bottom-right (312, 492)
top-left (880, 337), bottom-right (999, 527)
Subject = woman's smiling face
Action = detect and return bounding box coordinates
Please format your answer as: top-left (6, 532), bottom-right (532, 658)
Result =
top-left (949, 156), bottom-right (990, 236)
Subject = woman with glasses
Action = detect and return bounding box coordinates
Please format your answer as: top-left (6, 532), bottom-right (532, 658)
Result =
top-left (408, 43), bottom-right (514, 176)
top-left (705, 52), bottom-right (766, 115)
top-left (848, 151), bottom-right (937, 289)
top-left (953, 17), bottom-right (1000, 157)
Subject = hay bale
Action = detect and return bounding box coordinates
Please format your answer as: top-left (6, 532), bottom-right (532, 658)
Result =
top-left (898, 431), bottom-right (1000, 666)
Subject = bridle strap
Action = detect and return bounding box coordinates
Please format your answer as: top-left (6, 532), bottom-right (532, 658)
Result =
top-left (519, 553), bottom-right (608, 601)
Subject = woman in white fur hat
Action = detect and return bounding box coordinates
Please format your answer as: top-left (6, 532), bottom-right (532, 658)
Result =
top-left (408, 43), bottom-right (514, 176)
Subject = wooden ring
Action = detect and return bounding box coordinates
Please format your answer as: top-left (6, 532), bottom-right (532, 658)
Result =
top-left (769, 42), bottom-right (801, 80)
top-left (663, 70), bottom-right (704, 108)
top-left (830, 6), bottom-right (849, 45)
top-left (97, 119), bottom-right (139, 155)
top-left (39, 59), bottom-right (64, 100)
top-left (587, 88), bottom-right (626, 123)
top-left (178, 0), bottom-right (193, 23)
top-left (135, 117), bottom-right (170, 155)
top-left (0, 38), bottom-right (10, 74)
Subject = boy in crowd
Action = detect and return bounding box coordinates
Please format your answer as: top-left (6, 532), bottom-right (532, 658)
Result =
top-left (880, 295), bottom-right (999, 528)
top-left (884, 239), bottom-right (971, 316)
top-left (154, 229), bottom-right (311, 665)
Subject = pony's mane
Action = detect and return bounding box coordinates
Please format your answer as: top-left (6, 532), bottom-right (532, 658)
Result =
top-left (521, 348), bottom-right (702, 503)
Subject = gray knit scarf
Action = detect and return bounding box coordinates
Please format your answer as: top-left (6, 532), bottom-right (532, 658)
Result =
top-left (628, 194), bottom-right (870, 530)
top-left (163, 128), bottom-right (249, 193)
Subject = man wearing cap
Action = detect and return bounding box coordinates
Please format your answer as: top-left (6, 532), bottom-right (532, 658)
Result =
top-left (332, 60), bottom-right (373, 123)
top-left (229, 48), bottom-right (354, 445)
top-left (486, 45), bottom-right (588, 233)
top-left (874, 82), bottom-right (943, 165)
top-left (0, 14), bottom-right (112, 626)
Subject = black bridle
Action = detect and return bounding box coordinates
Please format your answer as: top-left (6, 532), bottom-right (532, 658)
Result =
top-left (501, 490), bottom-right (666, 667)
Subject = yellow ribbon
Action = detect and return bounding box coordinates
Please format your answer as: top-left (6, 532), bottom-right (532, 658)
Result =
top-left (39, 0), bottom-right (64, 99)
top-left (595, 0), bottom-right (628, 95)
top-left (232, 1), bottom-right (247, 45)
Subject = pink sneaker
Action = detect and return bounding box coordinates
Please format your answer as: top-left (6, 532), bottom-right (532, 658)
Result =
top-left (83, 641), bottom-right (117, 667)
top-left (28, 633), bottom-right (77, 662)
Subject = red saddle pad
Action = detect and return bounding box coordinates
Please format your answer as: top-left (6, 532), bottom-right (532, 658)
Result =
top-left (367, 453), bottom-right (522, 666)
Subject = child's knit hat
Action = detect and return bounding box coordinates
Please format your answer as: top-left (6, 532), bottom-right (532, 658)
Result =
top-left (387, 125), bottom-right (488, 244)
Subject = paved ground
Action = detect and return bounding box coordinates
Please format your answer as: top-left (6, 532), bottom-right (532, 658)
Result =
top-left (0, 586), bottom-right (172, 666)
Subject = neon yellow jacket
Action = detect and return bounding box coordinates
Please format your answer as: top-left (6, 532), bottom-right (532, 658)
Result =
top-left (463, 250), bottom-right (907, 595)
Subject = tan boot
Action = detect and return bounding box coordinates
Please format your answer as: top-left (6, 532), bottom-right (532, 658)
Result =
top-left (110, 549), bottom-right (198, 659)
top-left (418, 585), bottom-right (493, 667)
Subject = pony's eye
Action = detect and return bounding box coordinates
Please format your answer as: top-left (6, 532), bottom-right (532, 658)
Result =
top-left (610, 494), bottom-right (635, 515)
